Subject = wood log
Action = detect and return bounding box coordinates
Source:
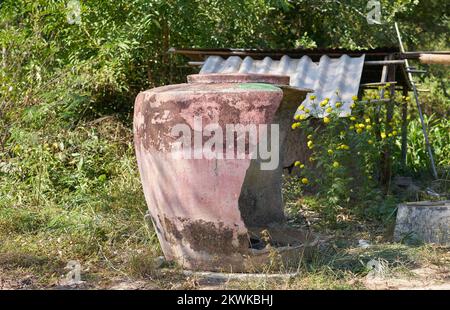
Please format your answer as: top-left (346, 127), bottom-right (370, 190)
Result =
top-left (394, 201), bottom-right (450, 245)
top-left (419, 54), bottom-right (450, 65)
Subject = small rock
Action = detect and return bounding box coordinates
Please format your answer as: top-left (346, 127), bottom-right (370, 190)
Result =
top-left (153, 256), bottom-right (166, 268)
top-left (366, 259), bottom-right (387, 279)
top-left (19, 275), bottom-right (33, 287)
top-left (358, 239), bottom-right (371, 248)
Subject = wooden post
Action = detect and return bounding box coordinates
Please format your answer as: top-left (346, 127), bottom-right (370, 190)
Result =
top-left (374, 56), bottom-right (389, 144)
top-left (380, 63), bottom-right (396, 192)
top-left (401, 87), bottom-right (409, 170)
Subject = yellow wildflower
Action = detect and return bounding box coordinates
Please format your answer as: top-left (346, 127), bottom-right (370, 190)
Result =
top-left (356, 128), bottom-right (363, 134)
top-left (350, 116), bottom-right (356, 121)
top-left (332, 161), bottom-right (340, 168)
top-left (352, 95), bottom-right (358, 101)
top-left (368, 139), bottom-right (373, 145)
top-left (310, 95), bottom-right (316, 100)
top-left (365, 118), bottom-right (371, 123)
top-left (301, 178), bottom-right (309, 184)
top-left (327, 149), bottom-right (334, 155)
top-left (337, 144), bottom-right (349, 150)
top-left (307, 140), bottom-right (314, 149)
top-left (335, 102), bottom-right (342, 108)
top-left (326, 107), bottom-right (333, 113)
top-left (381, 132), bottom-right (387, 139)
top-left (294, 161), bottom-right (301, 167)
top-left (307, 134), bottom-right (313, 140)
top-left (323, 117), bottom-right (330, 124)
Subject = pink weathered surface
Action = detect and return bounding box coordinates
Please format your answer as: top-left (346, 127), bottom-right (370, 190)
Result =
top-left (187, 73), bottom-right (290, 85)
top-left (134, 74), bottom-right (312, 271)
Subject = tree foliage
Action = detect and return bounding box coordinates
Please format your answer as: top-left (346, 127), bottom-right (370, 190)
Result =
top-left (0, 0), bottom-right (448, 201)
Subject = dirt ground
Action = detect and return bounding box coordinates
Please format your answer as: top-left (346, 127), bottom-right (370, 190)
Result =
top-left (1, 256), bottom-right (449, 290)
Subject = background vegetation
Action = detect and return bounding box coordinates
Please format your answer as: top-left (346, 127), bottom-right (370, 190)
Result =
top-left (0, 0), bottom-right (448, 288)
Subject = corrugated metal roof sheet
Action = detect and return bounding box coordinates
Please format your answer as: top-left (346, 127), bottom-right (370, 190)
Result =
top-left (200, 54), bottom-right (365, 118)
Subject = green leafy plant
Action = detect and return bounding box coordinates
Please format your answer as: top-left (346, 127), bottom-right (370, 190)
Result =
top-left (290, 87), bottom-right (407, 222)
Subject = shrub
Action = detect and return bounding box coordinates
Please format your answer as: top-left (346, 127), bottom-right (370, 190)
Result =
top-left (290, 88), bottom-right (409, 221)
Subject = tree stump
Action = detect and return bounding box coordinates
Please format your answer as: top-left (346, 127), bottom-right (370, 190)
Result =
top-left (394, 201), bottom-right (450, 245)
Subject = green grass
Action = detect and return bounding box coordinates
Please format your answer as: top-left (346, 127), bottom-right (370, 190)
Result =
top-left (0, 117), bottom-right (163, 287)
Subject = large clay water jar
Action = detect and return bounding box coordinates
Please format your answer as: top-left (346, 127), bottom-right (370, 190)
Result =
top-left (134, 73), bottom-right (313, 272)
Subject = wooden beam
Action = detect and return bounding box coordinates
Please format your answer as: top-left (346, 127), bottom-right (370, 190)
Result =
top-left (169, 47), bottom-right (398, 60)
top-left (364, 60), bottom-right (405, 65)
top-left (187, 61), bottom-right (204, 67)
top-left (360, 81), bottom-right (398, 87)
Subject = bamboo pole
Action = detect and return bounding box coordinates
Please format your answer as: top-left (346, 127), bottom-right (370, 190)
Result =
top-left (419, 54), bottom-right (450, 65)
top-left (395, 22), bottom-right (438, 179)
